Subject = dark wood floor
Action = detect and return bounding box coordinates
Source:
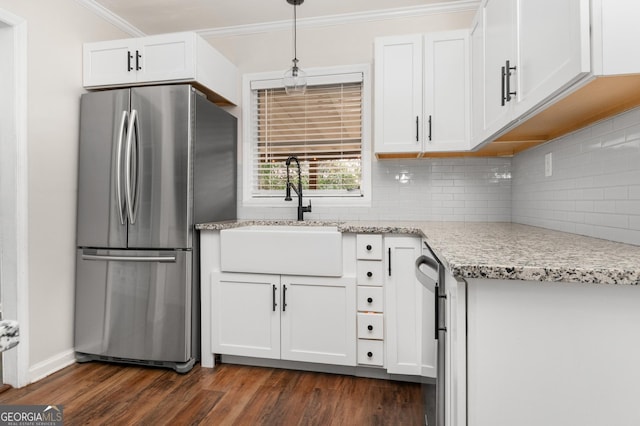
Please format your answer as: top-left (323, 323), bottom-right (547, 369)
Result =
top-left (0, 362), bottom-right (424, 425)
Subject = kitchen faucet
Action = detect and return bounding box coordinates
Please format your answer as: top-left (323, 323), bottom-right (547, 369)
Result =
top-left (285, 156), bottom-right (312, 221)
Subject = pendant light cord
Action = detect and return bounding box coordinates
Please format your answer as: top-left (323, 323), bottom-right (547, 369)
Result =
top-left (293, 3), bottom-right (298, 64)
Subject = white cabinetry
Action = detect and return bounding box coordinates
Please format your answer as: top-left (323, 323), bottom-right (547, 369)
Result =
top-left (384, 237), bottom-right (436, 377)
top-left (466, 279), bottom-right (640, 426)
top-left (280, 275), bottom-right (356, 365)
top-left (211, 271), bottom-right (356, 366)
top-left (374, 31), bottom-right (470, 157)
top-left (471, 0), bottom-right (591, 146)
top-left (211, 272), bottom-right (280, 359)
top-left (83, 32), bottom-right (239, 105)
top-left (355, 234), bottom-right (385, 367)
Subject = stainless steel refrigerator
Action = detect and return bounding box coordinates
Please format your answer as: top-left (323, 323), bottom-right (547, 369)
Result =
top-left (74, 84), bottom-right (236, 373)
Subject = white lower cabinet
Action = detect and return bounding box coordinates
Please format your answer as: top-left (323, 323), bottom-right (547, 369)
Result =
top-left (211, 272), bottom-right (280, 359)
top-left (280, 275), bottom-right (356, 365)
top-left (211, 271), bottom-right (356, 366)
top-left (385, 236), bottom-right (437, 377)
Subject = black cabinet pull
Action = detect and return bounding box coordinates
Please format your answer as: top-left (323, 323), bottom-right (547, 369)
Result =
top-left (501, 65), bottom-right (506, 106)
top-left (367, 271), bottom-right (373, 278)
top-left (367, 351), bottom-right (373, 358)
top-left (127, 51), bottom-right (133, 72)
top-left (388, 247), bottom-right (392, 276)
top-left (428, 115), bottom-right (432, 141)
top-left (506, 60), bottom-right (516, 102)
top-left (272, 284), bottom-right (277, 312)
top-left (367, 325), bottom-right (373, 331)
top-left (367, 297), bottom-right (373, 303)
top-left (415, 116), bottom-right (419, 142)
top-left (366, 244), bottom-right (372, 251)
top-left (136, 50), bottom-right (142, 71)
top-left (282, 285), bottom-right (288, 312)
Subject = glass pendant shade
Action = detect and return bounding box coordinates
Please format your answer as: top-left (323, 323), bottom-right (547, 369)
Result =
top-left (284, 0), bottom-right (306, 95)
top-left (284, 60), bottom-right (307, 95)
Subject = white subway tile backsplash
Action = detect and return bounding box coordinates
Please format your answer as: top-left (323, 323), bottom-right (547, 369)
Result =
top-left (513, 106), bottom-right (640, 246)
top-left (240, 157), bottom-right (512, 222)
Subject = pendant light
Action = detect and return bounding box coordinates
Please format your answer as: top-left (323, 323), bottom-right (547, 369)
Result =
top-left (283, 0), bottom-right (306, 95)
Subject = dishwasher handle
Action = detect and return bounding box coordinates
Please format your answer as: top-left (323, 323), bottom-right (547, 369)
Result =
top-left (415, 255), bottom-right (439, 293)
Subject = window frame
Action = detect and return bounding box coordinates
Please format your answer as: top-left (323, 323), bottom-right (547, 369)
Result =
top-left (242, 64), bottom-right (372, 208)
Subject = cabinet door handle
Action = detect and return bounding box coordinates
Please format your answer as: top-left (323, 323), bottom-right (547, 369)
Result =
top-left (506, 60), bottom-right (517, 102)
top-left (282, 284), bottom-right (288, 312)
top-left (367, 271), bottom-right (373, 278)
top-left (136, 50), bottom-right (142, 71)
top-left (416, 116), bottom-right (419, 142)
top-left (127, 51), bottom-right (133, 72)
top-left (388, 247), bottom-right (392, 276)
top-left (501, 65), bottom-right (506, 106)
top-left (366, 244), bottom-right (372, 251)
top-left (367, 297), bottom-right (373, 303)
top-left (367, 351), bottom-right (373, 358)
top-left (367, 325), bottom-right (373, 331)
top-left (272, 284), bottom-right (277, 312)
top-left (428, 115), bottom-right (432, 141)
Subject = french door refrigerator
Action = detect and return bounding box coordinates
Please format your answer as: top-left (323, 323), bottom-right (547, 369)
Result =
top-left (75, 85), bottom-right (236, 373)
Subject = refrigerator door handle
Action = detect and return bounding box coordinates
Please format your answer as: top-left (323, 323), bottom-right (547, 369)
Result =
top-left (115, 110), bottom-right (129, 225)
top-left (81, 253), bottom-right (177, 263)
top-left (125, 109), bottom-right (140, 224)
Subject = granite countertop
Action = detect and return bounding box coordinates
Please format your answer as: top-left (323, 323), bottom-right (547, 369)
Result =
top-left (196, 220), bottom-right (640, 285)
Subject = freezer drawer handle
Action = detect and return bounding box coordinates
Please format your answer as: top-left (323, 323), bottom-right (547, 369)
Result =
top-left (81, 254), bottom-right (177, 263)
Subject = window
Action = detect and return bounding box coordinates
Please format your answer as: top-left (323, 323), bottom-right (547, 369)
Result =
top-left (243, 65), bottom-right (371, 206)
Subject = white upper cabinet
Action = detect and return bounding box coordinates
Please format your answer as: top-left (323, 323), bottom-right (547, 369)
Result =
top-left (514, 0), bottom-right (590, 115)
top-left (481, 0), bottom-right (517, 136)
top-left (423, 31), bottom-right (471, 152)
top-left (84, 32), bottom-right (239, 105)
top-left (471, 0), bottom-right (590, 147)
top-left (374, 31), bottom-right (470, 157)
top-left (374, 35), bottom-right (424, 155)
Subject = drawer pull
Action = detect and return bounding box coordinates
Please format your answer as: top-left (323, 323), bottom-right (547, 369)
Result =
top-left (367, 297), bottom-right (373, 303)
top-left (367, 325), bottom-right (373, 331)
top-left (366, 244), bottom-right (372, 251)
top-left (367, 271), bottom-right (373, 278)
top-left (367, 351), bottom-right (373, 358)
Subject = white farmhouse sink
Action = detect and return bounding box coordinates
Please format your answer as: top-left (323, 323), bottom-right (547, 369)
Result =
top-left (220, 225), bottom-right (343, 276)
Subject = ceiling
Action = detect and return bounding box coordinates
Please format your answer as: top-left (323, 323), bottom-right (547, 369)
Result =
top-left (89, 0), bottom-right (469, 36)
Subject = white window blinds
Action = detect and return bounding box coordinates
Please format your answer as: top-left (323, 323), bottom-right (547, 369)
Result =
top-left (249, 74), bottom-right (363, 197)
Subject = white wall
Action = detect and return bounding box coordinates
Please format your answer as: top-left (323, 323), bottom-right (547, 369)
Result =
top-left (512, 107), bottom-right (640, 246)
top-left (0, 0), bottom-right (128, 381)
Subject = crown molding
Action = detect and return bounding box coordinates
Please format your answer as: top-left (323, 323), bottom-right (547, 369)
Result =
top-left (76, 0), bottom-right (146, 37)
top-left (75, 0), bottom-right (480, 39)
top-left (198, 0), bottom-right (480, 38)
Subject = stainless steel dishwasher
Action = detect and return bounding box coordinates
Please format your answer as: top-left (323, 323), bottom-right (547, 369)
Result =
top-left (415, 243), bottom-right (446, 426)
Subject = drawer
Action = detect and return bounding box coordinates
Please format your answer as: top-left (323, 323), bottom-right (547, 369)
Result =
top-left (358, 339), bottom-right (384, 366)
top-left (357, 260), bottom-right (384, 286)
top-left (357, 286), bottom-right (384, 312)
top-left (357, 312), bottom-right (384, 339)
top-left (356, 234), bottom-right (383, 260)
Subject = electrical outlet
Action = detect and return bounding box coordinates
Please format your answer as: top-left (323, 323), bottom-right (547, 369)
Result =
top-left (545, 152), bottom-right (553, 177)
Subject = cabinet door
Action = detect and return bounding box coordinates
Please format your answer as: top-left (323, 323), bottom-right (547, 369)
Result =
top-left (470, 9), bottom-right (486, 145)
top-left (482, 0), bottom-right (517, 134)
top-left (83, 39), bottom-right (135, 87)
top-left (374, 35), bottom-right (424, 154)
top-left (514, 0), bottom-right (590, 115)
top-left (385, 236), bottom-right (426, 376)
top-left (136, 32), bottom-right (196, 84)
top-left (423, 30), bottom-right (470, 152)
top-left (280, 276), bottom-right (356, 366)
top-left (211, 272), bottom-right (280, 359)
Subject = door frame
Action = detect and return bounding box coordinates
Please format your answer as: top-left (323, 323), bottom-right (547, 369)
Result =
top-left (0, 8), bottom-right (29, 388)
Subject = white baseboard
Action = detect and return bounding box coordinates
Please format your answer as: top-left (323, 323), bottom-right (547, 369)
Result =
top-left (28, 349), bottom-right (76, 384)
